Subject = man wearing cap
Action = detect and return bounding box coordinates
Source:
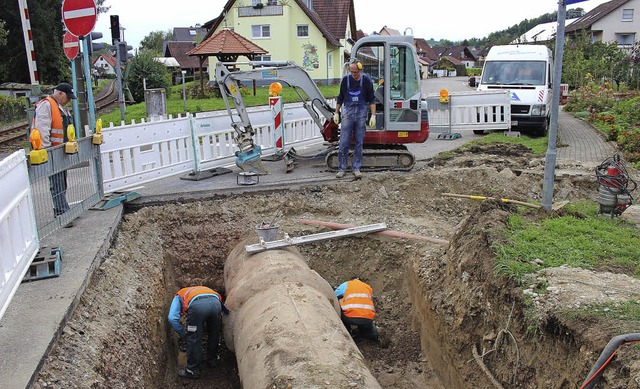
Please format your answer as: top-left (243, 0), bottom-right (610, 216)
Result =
top-left (32, 83), bottom-right (76, 218)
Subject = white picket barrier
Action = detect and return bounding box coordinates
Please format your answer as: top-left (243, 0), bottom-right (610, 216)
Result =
top-left (426, 90), bottom-right (511, 134)
top-left (101, 105), bottom-right (325, 193)
top-left (0, 150), bottom-right (39, 320)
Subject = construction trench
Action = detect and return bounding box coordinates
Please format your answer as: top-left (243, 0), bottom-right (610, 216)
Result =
top-left (33, 145), bottom-right (640, 388)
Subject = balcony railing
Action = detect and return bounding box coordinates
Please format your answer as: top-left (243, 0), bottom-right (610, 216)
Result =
top-left (238, 5), bottom-right (283, 17)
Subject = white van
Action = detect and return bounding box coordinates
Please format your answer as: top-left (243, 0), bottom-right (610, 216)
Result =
top-left (477, 45), bottom-right (553, 136)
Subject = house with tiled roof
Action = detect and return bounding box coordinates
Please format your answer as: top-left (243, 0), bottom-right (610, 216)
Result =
top-left (565, 0), bottom-right (639, 46)
top-left (431, 46), bottom-right (478, 69)
top-left (164, 41), bottom-right (206, 75)
top-left (379, 26), bottom-right (401, 36)
top-left (93, 53), bottom-right (118, 76)
top-left (172, 26), bottom-right (207, 43)
top-left (202, 0), bottom-right (357, 83)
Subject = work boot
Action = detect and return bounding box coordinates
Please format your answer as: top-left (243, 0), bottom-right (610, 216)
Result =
top-left (178, 368), bottom-right (200, 379)
top-left (353, 170), bottom-right (362, 178)
top-left (336, 171), bottom-right (346, 178)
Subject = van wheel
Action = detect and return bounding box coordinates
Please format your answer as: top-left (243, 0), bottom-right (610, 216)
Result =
top-left (473, 130), bottom-right (485, 135)
top-left (534, 117), bottom-right (550, 137)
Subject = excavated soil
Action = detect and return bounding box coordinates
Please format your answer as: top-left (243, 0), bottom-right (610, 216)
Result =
top-left (33, 144), bottom-right (640, 388)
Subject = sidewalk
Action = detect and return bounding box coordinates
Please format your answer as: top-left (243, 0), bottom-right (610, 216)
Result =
top-left (0, 111), bottom-right (627, 388)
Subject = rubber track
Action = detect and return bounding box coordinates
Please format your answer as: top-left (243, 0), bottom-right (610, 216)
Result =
top-left (325, 148), bottom-right (415, 172)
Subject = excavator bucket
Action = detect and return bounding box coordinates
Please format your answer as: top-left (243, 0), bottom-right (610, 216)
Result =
top-left (236, 146), bottom-right (268, 175)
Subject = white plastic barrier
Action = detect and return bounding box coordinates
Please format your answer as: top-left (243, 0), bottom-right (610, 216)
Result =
top-left (101, 105), bottom-right (325, 194)
top-left (0, 150), bottom-right (39, 320)
top-left (426, 90), bottom-right (511, 133)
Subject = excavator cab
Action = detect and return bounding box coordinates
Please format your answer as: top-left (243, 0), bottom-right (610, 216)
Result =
top-left (349, 35), bottom-right (426, 142)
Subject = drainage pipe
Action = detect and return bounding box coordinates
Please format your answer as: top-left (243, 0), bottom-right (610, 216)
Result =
top-left (223, 240), bottom-right (382, 389)
top-left (581, 333), bottom-right (640, 389)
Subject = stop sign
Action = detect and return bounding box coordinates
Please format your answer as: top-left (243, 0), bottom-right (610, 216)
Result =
top-left (61, 0), bottom-right (97, 37)
top-left (63, 32), bottom-right (80, 60)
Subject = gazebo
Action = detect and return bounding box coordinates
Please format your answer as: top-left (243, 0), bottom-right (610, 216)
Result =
top-left (187, 28), bottom-right (268, 97)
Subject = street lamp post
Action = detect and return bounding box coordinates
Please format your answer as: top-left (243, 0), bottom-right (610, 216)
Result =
top-left (181, 70), bottom-right (187, 111)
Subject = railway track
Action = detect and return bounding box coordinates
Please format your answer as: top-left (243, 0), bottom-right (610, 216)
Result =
top-left (0, 81), bottom-right (118, 158)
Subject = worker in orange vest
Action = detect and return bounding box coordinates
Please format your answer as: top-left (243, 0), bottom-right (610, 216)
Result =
top-left (335, 277), bottom-right (379, 341)
top-left (168, 286), bottom-right (227, 379)
top-left (32, 83), bottom-right (75, 219)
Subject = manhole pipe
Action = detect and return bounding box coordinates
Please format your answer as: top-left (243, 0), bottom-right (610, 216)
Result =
top-left (223, 241), bottom-right (382, 388)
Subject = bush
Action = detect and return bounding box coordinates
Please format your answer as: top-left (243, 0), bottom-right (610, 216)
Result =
top-left (564, 77), bottom-right (615, 113)
top-left (614, 96), bottom-right (640, 127)
top-left (125, 51), bottom-right (171, 103)
top-left (0, 95), bottom-right (26, 124)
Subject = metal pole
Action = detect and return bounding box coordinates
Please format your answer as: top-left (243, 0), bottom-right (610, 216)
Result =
top-left (70, 60), bottom-right (81, 130)
top-left (114, 40), bottom-right (126, 123)
top-left (81, 37), bottom-right (96, 135)
top-left (182, 70), bottom-right (187, 111)
top-left (542, 1), bottom-right (567, 211)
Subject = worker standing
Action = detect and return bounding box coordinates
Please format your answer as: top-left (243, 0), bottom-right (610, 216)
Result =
top-left (32, 83), bottom-right (75, 219)
top-left (334, 277), bottom-right (379, 341)
top-left (333, 60), bottom-right (376, 179)
top-left (168, 286), bottom-right (225, 379)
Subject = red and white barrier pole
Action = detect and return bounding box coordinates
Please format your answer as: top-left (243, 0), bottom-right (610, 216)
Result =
top-left (269, 96), bottom-right (285, 153)
top-left (17, 0), bottom-right (39, 85)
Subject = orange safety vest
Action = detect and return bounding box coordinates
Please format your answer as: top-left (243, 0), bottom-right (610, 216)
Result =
top-left (33, 96), bottom-right (65, 146)
top-left (176, 286), bottom-right (221, 315)
top-left (339, 279), bottom-right (375, 320)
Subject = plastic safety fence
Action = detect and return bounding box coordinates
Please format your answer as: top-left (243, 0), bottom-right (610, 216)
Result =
top-left (28, 136), bottom-right (103, 238)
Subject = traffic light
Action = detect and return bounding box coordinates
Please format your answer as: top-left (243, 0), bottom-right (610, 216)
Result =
top-left (118, 41), bottom-right (133, 63)
top-left (86, 32), bottom-right (105, 56)
top-left (110, 15), bottom-right (120, 44)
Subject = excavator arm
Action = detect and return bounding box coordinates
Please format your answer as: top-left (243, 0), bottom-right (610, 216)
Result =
top-left (215, 61), bottom-right (337, 173)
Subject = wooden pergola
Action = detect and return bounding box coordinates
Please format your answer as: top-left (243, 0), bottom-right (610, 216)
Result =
top-left (187, 28), bottom-right (268, 98)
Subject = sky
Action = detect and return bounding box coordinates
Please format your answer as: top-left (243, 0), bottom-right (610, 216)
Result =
top-left (93, 0), bottom-right (611, 50)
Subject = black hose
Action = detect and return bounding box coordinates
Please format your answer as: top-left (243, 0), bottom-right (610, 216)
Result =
top-left (581, 333), bottom-right (640, 389)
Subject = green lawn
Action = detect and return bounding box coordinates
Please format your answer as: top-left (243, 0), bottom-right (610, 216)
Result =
top-left (98, 81), bottom-right (340, 126)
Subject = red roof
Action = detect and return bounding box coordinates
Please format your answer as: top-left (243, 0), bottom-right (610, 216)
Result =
top-left (166, 41), bottom-right (206, 69)
top-left (187, 28), bottom-right (268, 58)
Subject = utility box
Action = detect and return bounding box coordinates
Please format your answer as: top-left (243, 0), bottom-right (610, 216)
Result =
top-left (145, 88), bottom-right (167, 120)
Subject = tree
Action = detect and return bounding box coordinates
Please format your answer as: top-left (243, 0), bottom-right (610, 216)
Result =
top-left (126, 50), bottom-right (171, 103)
top-left (0, 0), bottom-right (109, 84)
top-left (140, 30), bottom-right (173, 55)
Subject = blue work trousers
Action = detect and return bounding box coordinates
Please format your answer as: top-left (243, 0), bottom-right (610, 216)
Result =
top-left (49, 171), bottom-right (70, 217)
top-left (186, 296), bottom-right (222, 374)
top-left (338, 104), bottom-right (367, 171)
top-left (340, 312), bottom-right (379, 341)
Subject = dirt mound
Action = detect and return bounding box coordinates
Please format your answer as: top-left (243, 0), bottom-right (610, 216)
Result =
top-left (32, 149), bottom-right (638, 388)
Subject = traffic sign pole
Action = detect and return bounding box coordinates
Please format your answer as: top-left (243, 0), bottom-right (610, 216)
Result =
top-left (81, 37), bottom-right (96, 136)
top-left (70, 57), bottom-right (81, 130)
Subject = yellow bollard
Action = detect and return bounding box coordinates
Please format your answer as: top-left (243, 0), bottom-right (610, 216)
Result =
top-left (64, 123), bottom-right (78, 154)
top-left (28, 128), bottom-right (48, 165)
top-left (92, 118), bottom-right (104, 145)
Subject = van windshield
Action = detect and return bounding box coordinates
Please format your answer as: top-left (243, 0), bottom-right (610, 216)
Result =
top-left (481, 61), bottom-right (546, 86)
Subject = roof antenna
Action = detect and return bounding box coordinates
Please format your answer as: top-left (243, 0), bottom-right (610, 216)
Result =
top-left (404, 27), bottom-right (414, 36)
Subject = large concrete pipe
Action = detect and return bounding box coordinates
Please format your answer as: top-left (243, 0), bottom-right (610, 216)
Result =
top-left (224, 240), bottom-right (382, 389)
